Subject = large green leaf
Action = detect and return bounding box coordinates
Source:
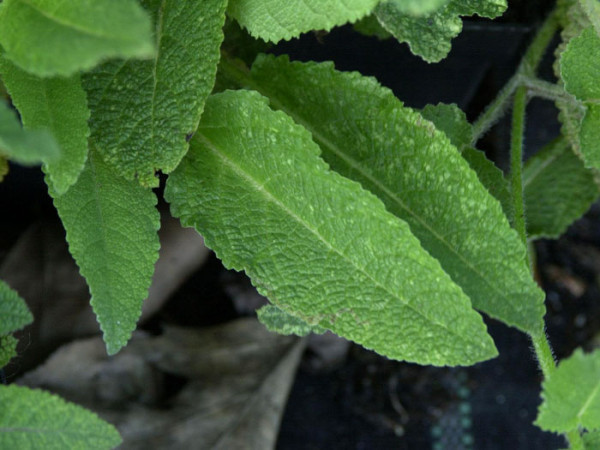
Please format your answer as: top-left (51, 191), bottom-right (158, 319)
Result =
top-left (0, 385), bottom-right (121, 449)
top-left (536, 348), bottom-right (600, 433)
top-left (166, 90), bottom-right (497, 366)
top-left (0, 57), bottom-right (89, 195)
top-left (420, 103), bottom-right (473, 151)
top-left (240, 55), bottom-right (544, 334)
top-left (257, 305), bottom-right (326, 337)
top-left (0, 280), bottom-right (32, 335)
top-left (0, 0), bottom-right (154, 77)
top-left (83, 0), bottom-right (227, 187)
top-left (227, 0), bottom-right (379, 42)
top-left (561, 26), bottom-right (600, 168)
top-left (375, 0), bottom-right (507, 62)
top-left (524, 138), bottom-right (599, 239)
top-left (0, 100), bottom-right (59, 165)
top-left (380, 0), bottom-right (451, 17)
top-left (0, 335), bottom-right (17, 368)
top-left (52, 149), bottom-right (160, 355)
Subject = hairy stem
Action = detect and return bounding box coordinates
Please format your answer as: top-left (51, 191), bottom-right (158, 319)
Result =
top-left (510, 85), bottom-right (528, 250)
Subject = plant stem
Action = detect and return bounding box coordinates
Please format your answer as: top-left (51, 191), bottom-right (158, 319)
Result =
top-left (510, 85), bottom-right (528, 250)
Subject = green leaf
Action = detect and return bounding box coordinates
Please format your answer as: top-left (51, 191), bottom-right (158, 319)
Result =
top-left (83, 0), bottom-right (227, 187)
top-left (52, 149), bottom-right (160, 355)
top-left (584, 430), bottom-right (600, 449)
top-left (245, 55), bottom-right (544, 334)
top-left (580, 105), bottom-right (600, 168)
top-left (0, 156), bottom-right (8, 182)
top-left (375, 0), bottom-right (507, 62)
top-left (536, 348), bottom-right (600, 433)
top-left (524, 138), bottom-right (600, 239)
top-left (379, 0), bottom-right (451, 17)
top-left (0, 335), bottom-right (17, 368)
top-left (0, 100), bottom-right (59, 165)
top-left (0, 385), bottom-right (121, 449)
top-left (580, 0), bottom-right (600, 37)
top-left (353, 14), bottom-right (392, 40)
top-left (0, 0), bottom-right (154, 77)
top-left (0, 57), bottom-right (89, 195)
top-left (0, 280), bottom-right (33, 335)
top-left (258, 305), bottom-right (327, 337)
top-left (420, 103), bottom-right (473, 151)
top-left (166, 90), bottom-right (497, 366)
top-left (227, 0), bottom-right (379, 42)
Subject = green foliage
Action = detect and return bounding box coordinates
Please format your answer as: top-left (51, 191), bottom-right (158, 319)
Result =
top-left (166, 90), bottom-right (497, 366)
top-left (0, 100), bottom-right (60, 165)
top-left (583, 430), bottom-right (600, 449)
top-left (524, 138), bottom-right (600, 239)
top-left (244, 55), bottom-right (544, 334)
top-left (536, 348), bottom-right (600, 433)
top-left (0, 0), bottom-right (154, 77)
top-left (0, 280), bottom-right (33, 335)
top-left (0, 335), bottom-right (17, 368)
top-left (0, 57), bottom-right (89, 194)
top-left (227, 0), bottom-right (379, 42)
top-left (374, 0), bottom-right (507, 62)
top-left (257, 305), bottom-right (327, 336)
top-left (82, 0), bottom-right (227, 187)
top-left (0, 385), bottom-right (121, 449)
top-left (52, 149), bottom-right (160, 355)
top-left (420, 103), bottom-right (473, 151)
top-left (381, 0), bottom-right (451, 16)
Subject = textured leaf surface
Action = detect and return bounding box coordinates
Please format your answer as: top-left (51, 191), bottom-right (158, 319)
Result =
top-left (83, 0), bottom-right (226, 187)
top-left (420, 103), bottom-right (472, 151)
top-left (52, 149), bottom-right (160, 355)
top-left (246, 55), bottom-right (544, 334)
top-left (524, 138), bottom-right (599, 239)
top-left (378, 0), bottom-right (450, 16)
top-left (375, 0), bottom-right (507, 62)
top-left (0, 0), bottom-right (154, 77)
top-left (0, 335), bottom-right (17, 368)
top-left (0, 280), bottom-right (33, 335)
top-left (166, 90), bottom-right (497, 366)
top-left (561, 26), bottom-right (600, 168)
top-left (227, 0), bottom-right (379, 42)
top-left (584, 430), bottom-right (600, 449)
top-left (0, 58), bottom-right (89, 194)
top-left (0, 385), bottom-right (121, 449)
top-left (0, 101), bottom-right (59, 165)
top-left (258, 305), bottom-right (326, 336)
top-left (580, 0), bottom-right (600, 37)
top-left (537, 349), bottom-right (600, 433)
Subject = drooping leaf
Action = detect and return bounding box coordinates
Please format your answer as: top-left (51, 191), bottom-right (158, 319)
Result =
top-left (0, 335), bottom-right (17, 368)
top-left (379, 0), bottom-right (451, 17)
top-left (0, 0), bottom-right (154, 77)
top-left (0, 280), bottom-right (33, 335)
top-left (52, 149), bottom-right (160, 355)
top-left (524, 138), bottom-right (600, 239)
top-left (227, 0), bottom-right (379, 42)
top-left (420, 103), bottom-right (473, 151)
top-left (258, 305), bottom-right (327, 337)
top-left (0, 57), bottom-right (89, 195)
top-left (375, 0), bottom-right (507, 62)
top-left (561, 26), bottom-right (600, 168)
top-left (83, 0), bottom-right (227, 187)
top-left (536, 348), bottom-right (600, 433)
top-left (0, 100), bottom-right (59, 165)
top-left (244, 55), bottom-right (544, 334)
top-left (166, 89), bottom-right (497, 366)
top-left (0, 385), bottom-right (121, 449)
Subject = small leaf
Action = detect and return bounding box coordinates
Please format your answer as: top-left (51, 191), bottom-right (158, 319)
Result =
top-left (258, 305), bottom-right (327, 337)
top-left (420, 103), bottom-right (473, 151)
top-left (580, 104), bottom-right (600, 168)
top-left (536, 348), bottom-right (600, 433)
top-left (0, 280), bottom-right (33, 335)
top-left (246, 55), bottom-right (544, 335)
top-left (0, 57), bottom-right (89, 195)
top-left (0, 0), bottom-right (154, 77)
top-left (227, 0), bottom-right (379, 42)
top-left (0, 335), bottom-right (17, 368)
top-left (379, 0), bottom-right (451, 17)
top-left (0, 385), bottom-right (121, 449)
top-left (375, 0), bottom-right (507, 62)
top-left (83, 0), bottom-right (227, 187)
top-left (353, 14), bottom-right (392, 40)
top-left (579, 0), bottom-right (600, 39)
top-left (0, 100), bottom-right (59, 165)
top-left (166, 90), bottom-right (497, 366)
top-left (52, 149), bottom-right (160, 355)
top-left (524, 138), bottom-right (599, 239)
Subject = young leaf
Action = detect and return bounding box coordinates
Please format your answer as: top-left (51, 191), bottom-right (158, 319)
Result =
top-left (52, 149), bottom-right (160, 355)
top-left (375, 0), bottom-right (507, 62)
top-left (0, 58), bottom-right (89, 195)
top-left (0, 0), bottom-right (154, 77)
top-left (0, 280), bottom-right (33, 335)
top-left (560, 26), bottom-right (600, 168)
top-left (83, 0), bottom-right (227, 187)
top-left (166, 90), bottom-right (497, 366)
top-left (257, 305), bottom-right (326, 337)
top-left (0, 101), bottom-right (59, 165)
top-left (0, 385), bottom-right (121, 449)
top-left (536, 348), bottom-right (600, 433)
top-left (227, 0), bottom-right (379, 42)
top-left (0, 335), bottom-right (17, 368)
top-left (243, 55), bottom-right (544, 335)
top-left (524, 138), bottom-right (599, 239)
